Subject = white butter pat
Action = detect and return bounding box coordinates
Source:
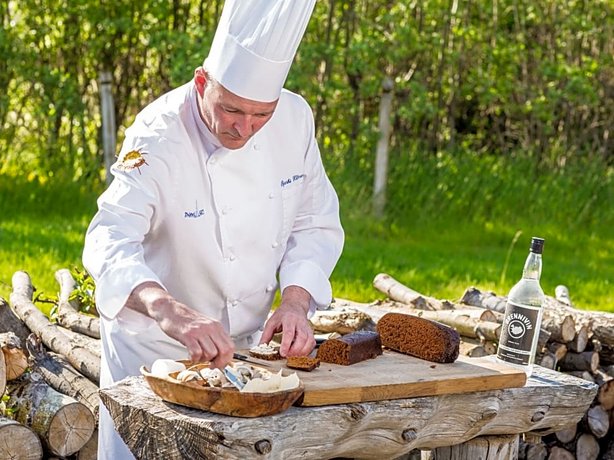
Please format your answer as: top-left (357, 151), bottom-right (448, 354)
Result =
top-left (151, 359), bottom-right (186, 378)
top-left (240, 370), bottom-right (300, 393)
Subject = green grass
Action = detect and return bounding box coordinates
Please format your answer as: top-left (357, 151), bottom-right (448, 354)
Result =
top-left (1, 151), bottom-right (613, 314)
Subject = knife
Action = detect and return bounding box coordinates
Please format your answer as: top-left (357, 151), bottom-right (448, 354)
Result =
top-left (233, 352), bottom-right (273, 367)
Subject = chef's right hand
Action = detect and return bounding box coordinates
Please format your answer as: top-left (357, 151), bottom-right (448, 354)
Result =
top-left (126, 282), bottom-right (235, 369)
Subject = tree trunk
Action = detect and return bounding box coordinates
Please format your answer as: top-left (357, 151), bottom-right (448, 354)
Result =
top-left (7, 373), bottom-right (96, 457)
top-left (0, 415), bottom-right (43, 460)
top-left (55, 269), bottom-right (101, 339)
top-left (554, 424), bottom-right (577, 443)
top-left (10, 271), bottom-right (100, 383)
top-left (26, 334), bottom-right (100, 420)
top-left (0, 331), bottom-right (28, 381)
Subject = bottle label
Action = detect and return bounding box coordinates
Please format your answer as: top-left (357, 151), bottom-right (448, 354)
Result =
top-left (497, 300), bottom-right (541, 366)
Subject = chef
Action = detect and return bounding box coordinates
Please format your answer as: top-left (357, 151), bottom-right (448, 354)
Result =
top-left (82, 0), bottom-right (344, 458)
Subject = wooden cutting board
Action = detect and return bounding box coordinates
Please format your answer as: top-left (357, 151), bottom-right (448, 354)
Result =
top-left (243, 350), bottom-right (527, 407)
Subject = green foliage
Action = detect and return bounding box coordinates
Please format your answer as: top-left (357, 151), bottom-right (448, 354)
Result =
top-left (0, 2), bottom-right (612, 313)
top-left (68, 267), bottom-right (97, 315)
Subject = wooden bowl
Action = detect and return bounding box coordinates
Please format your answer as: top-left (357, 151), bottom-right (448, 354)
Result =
top-left (140, 362), bottom-right (304, 417)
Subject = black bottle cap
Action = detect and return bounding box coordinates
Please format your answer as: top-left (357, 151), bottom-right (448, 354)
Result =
top-left (530, 237), bottom-right (545, 254)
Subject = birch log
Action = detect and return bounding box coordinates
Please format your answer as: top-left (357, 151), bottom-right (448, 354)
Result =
top-left (58, 326), bottom-right (101, 359)
top-left (0, 331), bottom-right (28, 381)
top-left (0, 416), bottom-right (43, 460)
top-left (309, 308), bottom-right (376, 334)
top-left (460, 287), bottom-right (576, 342)
top-left (332, 298), bottom-right (502, 341)
top-left (373, 273), bottom-right (455, 310)
top-left (55, 269), bottom-right (100, 339)
top-left (0, 296), bottom-right (31, 344)
top-left (7, 373), bottom-right (95, 457)
top-left (10, 271), bottom-right (100, 383)
top-left (26, 334), bottom-right (100, 420)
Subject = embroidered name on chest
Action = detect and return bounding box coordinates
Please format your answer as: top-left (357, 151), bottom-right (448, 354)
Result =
top-left (280, 174), bottom-right (305, 188)
top-left (185, 201), bottom-right (205, 219)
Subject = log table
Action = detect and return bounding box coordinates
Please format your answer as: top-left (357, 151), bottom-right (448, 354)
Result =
top-left (100, 366), bottom-right (597, 459)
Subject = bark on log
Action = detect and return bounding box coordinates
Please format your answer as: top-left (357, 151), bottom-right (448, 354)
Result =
top-left (421, 434), bottom-right (519, 459)
top-left (7, 373), bottom-right (96, 457)
top-left (0, 331), bottom-right (28, 381)
top-left (459, 338), bottom-right (496, 358)
top-left (555, 285), bottom-right (572, 307)
top-left (0, 415), bottom-right (43, 460)
top-left (10, 271), bottom-right (100, 383)
top-left (373, 273), bottom-right (455, 310)
top-left (559, 351), bottom-right (599, 373)
top-left (332, 298), bottom-right (502, 341)
top-left (576, 433), bottom-right (600, 460)
top-left (598, 379), bottom-right (614, 410)
top-left (0, 296), bottom-right (31, 344)
top-left (547, 342), bottom-right (568, 362)
top-left (461, 287), bottom-right (577, 343)
top-left (568, 325), bottom-right (590, 353)
top-left (55, 269), bottom-right (100, 339)
top-left (537, 351), bottom-right (557, 370)
top-left (58, 326), bottom-right (101, 359)
top-left (567, 371), bottom-right (595, 383)
top-left (26, 334), bottom-right (100, 420)
top-left (309, 308), bottom-right (376, 334)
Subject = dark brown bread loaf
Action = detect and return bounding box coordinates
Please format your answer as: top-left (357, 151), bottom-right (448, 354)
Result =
top-left (377, 312), bottom-right (460, 363)
top-left (286, 356), bottom-right (321, 372)
top-left (316, 331), bottom-right (382, 365)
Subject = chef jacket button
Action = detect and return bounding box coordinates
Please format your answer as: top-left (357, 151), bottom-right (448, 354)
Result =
top-left (232, 300), bottom-right (238, 307)
top-left (222, 207), bottom-right (229, 215)
top-left (209, 158), bottom-right (216, 165)
top-left (265, 285), bottom-right (275, 293)
top-left (229, 254), bottom-right (236, 261)
top-left (268, 192), bottom-right (275, 199)
top-left (253, 144), bottom-right (259, 151)
top-left (271, 241), bottom-right (279, 248)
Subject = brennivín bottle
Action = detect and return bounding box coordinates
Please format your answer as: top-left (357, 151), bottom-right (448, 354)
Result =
top-left (496, 237), bottom-right (545, 376)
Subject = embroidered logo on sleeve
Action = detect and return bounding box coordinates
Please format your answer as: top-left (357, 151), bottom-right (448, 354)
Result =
top-left (116, 149), bottom-right (149, 174)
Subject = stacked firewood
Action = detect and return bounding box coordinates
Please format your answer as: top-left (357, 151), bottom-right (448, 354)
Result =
top-left (0, 269), bottom-right (100, 460)
top-left (320, 273), bottom-right (614, 460)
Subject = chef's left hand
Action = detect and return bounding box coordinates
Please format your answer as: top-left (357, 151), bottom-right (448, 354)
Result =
top-left (260, 286), bottom-right (315, 357)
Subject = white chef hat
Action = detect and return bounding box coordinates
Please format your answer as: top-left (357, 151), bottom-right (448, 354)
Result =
top-left (204, 0), bottom-right (316, 103)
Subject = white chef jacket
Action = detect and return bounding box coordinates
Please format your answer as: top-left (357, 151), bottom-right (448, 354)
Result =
top-left (83, 81), bottom-right (344, 459)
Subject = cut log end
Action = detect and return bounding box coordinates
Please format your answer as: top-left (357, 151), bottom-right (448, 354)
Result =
top-left (47, 402), bottom-right (95, 457)
top-left (0, 417), bottom-right (43, 460)
top-left (3, 347), bottom-right (28, 381)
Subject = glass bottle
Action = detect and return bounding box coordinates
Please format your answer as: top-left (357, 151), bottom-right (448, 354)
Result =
top-left (496, 237), bottom-right (545, 376)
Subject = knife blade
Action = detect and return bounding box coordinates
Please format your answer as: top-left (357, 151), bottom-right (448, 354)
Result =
top-left (233, 352), bottom-right (273, 367)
